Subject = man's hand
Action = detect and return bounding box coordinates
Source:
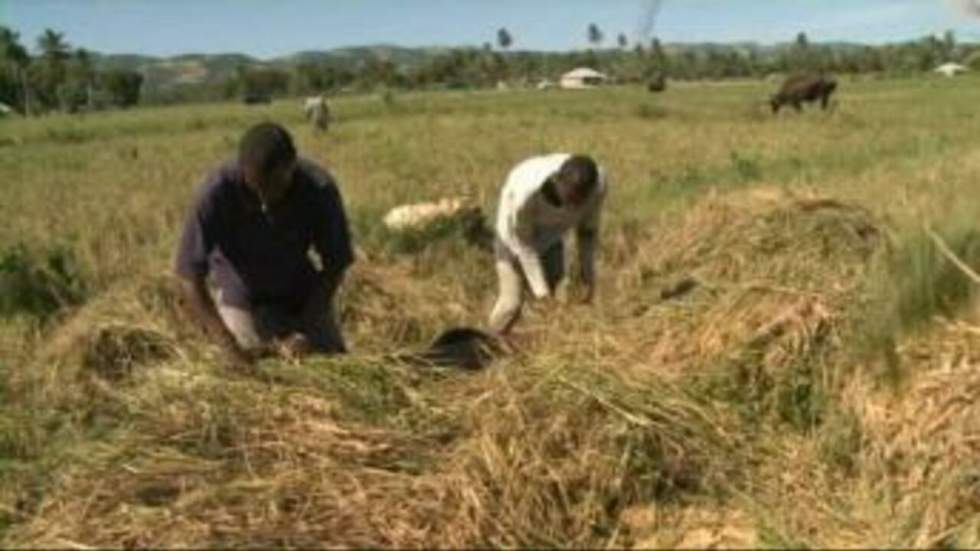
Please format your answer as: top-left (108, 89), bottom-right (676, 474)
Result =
top-left (221, 333), bottom-right (279, 372)
top-left (179, 275), bottom-right (266, 373)
top-left (276, 333), bottom-right (313, 361)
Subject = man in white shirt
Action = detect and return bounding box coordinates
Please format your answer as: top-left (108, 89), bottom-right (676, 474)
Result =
top-left (488, 153), bottom-right (607, 334)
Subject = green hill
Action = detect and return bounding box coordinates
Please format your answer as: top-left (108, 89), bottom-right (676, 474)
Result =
top-left (89, 41), bottom-right (878, 91)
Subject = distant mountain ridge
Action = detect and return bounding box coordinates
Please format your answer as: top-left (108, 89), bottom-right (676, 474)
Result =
top-left (86, 41), bottom-right (881, 90)
top-left (90, 44), bottom-right (456, 90)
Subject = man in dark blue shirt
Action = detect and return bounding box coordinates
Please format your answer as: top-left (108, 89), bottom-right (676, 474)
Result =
top-left (175, 122), bottom-right (354, 370)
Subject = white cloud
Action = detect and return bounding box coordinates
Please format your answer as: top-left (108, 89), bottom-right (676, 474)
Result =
top-left (948, 0), bottom-right (980, 18)
top-left (822, 1), bottom-right (922, 30)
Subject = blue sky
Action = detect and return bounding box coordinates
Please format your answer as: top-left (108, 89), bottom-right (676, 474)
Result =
top-left (4, 0), bottom-right (980, 59)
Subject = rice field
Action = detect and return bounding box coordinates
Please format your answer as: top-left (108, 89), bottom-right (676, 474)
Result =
top-left (1, 75), bottom-right (980, 547)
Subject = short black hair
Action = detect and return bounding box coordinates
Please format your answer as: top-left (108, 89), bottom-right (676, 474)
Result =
top-left (238, 122), bottom-right (297, 174)
top-left (556, 155), bottom-right (599, 195)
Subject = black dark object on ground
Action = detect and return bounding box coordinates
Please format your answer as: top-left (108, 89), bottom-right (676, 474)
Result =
top-left (659, 276), bottom-right (698, 301)
top-left (393, 326), bottom-right (504, 370)
top-left (242, 93), bottom-right (272, 105)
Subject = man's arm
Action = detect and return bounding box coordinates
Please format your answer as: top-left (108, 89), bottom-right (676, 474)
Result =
top-left (310, 176), bottom-right (355, 302)
top-left (506, 205), bottom-right (551, 299)
top-left (173, 177), bottom-right (257, 369)
top-left (575, 184), bottom-right (606, 302)
top-left (576, 225), bottom-right (597, 302)
top-left (320, 264), bottom-right (346, 301)
top-left (300, 267), bottom-right (346, 329)
top-left (178, 275), bottom-right (254, 366)
top-left (300, 261), bottom-right (347, 326)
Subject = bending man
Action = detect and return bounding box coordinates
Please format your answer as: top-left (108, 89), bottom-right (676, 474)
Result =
top-left (175, 122), bottom-right (354, 369)
top-left (489, 153), bottom-right (607, 334)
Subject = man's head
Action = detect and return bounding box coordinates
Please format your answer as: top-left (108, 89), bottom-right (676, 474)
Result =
top-left (238, 122), bottom-right (298, 206)
top-left (553, 155), bottom-right (599, 207)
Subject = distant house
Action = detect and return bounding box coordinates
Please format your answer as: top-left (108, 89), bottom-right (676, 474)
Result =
top-left (934, 62), bottom-right (968, 78)
top-left (560, 67), bottom-right (608, 89)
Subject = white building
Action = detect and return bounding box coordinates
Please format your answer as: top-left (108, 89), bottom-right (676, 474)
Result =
top-left (559, 67), bottom-right (608, 89)
top-left (934, 62), bottom-right (968, 78)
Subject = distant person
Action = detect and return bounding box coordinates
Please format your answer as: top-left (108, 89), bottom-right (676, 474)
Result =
top-left (304, 94), bottom-right (332, 132)
top-left (175, 122), bottom-right (354, 371)
top-left (488, 153), bottom-right (608, 334)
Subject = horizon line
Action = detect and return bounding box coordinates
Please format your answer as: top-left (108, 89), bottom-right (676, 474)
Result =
top-left (76, 34), bottom-right (980, 62)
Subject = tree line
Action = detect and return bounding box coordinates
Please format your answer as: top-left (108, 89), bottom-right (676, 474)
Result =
top-left (268, 28), bottom-right (980, 93)
top-left (3, 23), bottom-right (980, 114)
top-left (1, 27), bottom-right (143, 115)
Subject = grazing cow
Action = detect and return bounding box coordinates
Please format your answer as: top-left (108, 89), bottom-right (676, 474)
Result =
top-left (646, 72), bottom-right (666, 93)
top-left (770, 74), bottom-right (837, 114)
top-left (304, 95), bottom-right (332, 132)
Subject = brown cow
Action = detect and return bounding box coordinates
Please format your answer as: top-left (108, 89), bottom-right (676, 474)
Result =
top-left (770, 74), bottom-right (837, 114)
top-left (647, 71), bottom-right (667, 93)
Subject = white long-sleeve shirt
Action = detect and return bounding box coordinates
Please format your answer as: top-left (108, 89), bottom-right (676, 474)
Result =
top-left (495, 153), bottom-right (607, 298)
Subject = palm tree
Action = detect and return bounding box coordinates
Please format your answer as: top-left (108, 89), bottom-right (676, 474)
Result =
top-left (37, 28), bottom-right (69, 63)
top-left (34, 29), bottom-right (70, 110)
top-left (587, 23), bottom-right (604, 49)
top-left (0, 27), bottom-right (28, 64)
top-left (793, 31), bottom-right (812, 71)
top-left (71, 48), bottom-right (95, 109)
top-left (74, 48), bottom-right (91, 69)
top-left (495, 28), bottom-right (513, 83)
top-left (497, 28), bottom-right (513, 50)
top-left (1, 27), bottom-right (31, 114)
